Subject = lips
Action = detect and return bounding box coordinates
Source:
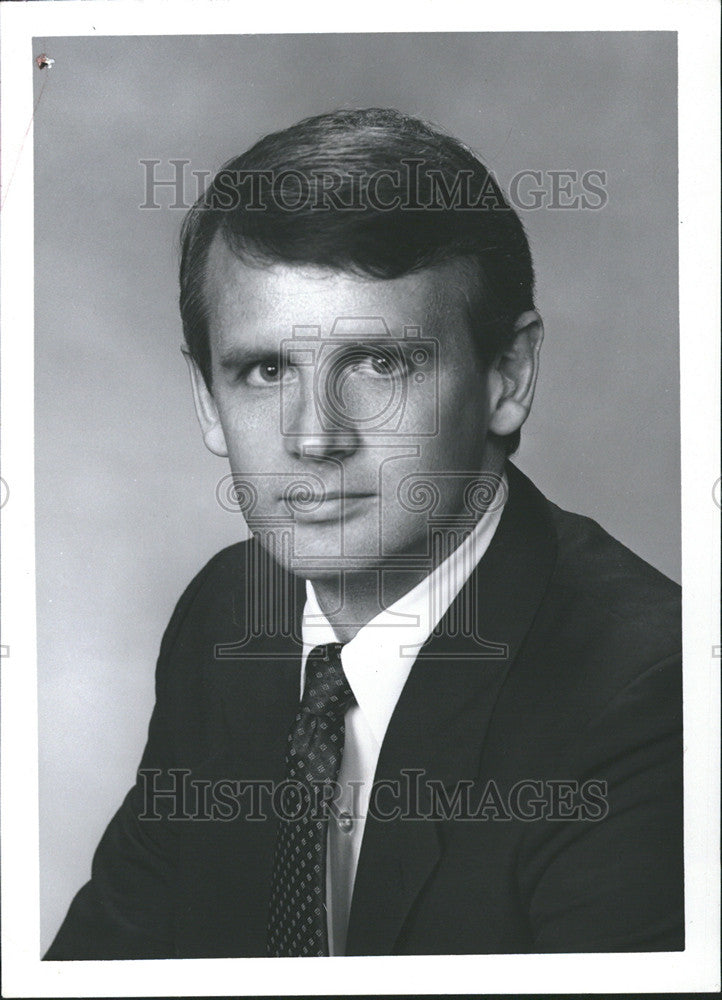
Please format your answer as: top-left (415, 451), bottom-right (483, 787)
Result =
top-left (278, 488), bottom-right (375, 503)
top-left (310, 491), bottom-right (374, 502)
top-left (284, 492), bottom-right (377, 523)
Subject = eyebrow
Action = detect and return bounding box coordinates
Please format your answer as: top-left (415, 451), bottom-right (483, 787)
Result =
top-left (217, 337), bottom-right (412, 371)
top-left (217, 345), bottom-right (278, 370)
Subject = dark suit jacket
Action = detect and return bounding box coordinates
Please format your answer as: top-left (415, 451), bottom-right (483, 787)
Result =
top-left (46, 463), bottom-right (683, 958)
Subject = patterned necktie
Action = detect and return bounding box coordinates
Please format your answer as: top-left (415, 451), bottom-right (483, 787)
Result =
top-left (267, 642), bottom-right (355, 957)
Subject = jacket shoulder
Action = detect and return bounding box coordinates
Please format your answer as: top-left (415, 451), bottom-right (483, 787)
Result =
top-left (543, 498), bottom-right (681, 662)
top-left (158, 540), bottom-right (255, 658)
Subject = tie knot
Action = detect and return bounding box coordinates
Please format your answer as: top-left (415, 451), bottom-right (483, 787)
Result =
top-left (302, 642), bottom-right (355, 718)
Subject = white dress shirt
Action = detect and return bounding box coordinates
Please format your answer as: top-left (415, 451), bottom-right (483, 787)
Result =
top-left (299, 473), bottom-right (508, 955)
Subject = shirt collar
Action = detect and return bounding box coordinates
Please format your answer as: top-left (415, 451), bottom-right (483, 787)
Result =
top-left (301, 471), bottom-right (508, 745)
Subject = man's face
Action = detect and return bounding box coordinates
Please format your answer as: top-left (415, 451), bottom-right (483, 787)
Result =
top-left (199, 238), bottom-right (499, 578)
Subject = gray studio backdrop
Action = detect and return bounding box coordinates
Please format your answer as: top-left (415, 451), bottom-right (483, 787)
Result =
top-left (35, 32), bottom-right (679, 952)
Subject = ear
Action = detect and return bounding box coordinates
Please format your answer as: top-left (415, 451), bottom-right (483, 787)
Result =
top-left (486, 310), bottom-right (544, 438)
top-left (182, 346), bottom-right (228, 457)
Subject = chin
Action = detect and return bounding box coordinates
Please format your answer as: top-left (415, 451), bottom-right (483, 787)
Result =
top-left (251, 516), bottom-right (427, 579)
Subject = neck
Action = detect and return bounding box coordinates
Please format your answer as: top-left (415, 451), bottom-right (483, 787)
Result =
top-left (310, 568), bottom-right (430, 644)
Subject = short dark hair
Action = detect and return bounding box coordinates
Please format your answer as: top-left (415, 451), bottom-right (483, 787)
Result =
top-left (179, 108), bottom-right (535, 455)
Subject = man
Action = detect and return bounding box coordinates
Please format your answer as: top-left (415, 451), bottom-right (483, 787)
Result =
top-left (46, 108), bottom-right (683, 959)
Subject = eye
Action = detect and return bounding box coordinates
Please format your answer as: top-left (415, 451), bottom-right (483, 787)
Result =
top-left (368, 351), bottom-right (396, 375)
top-left (244, 360), bottom-right (296, 387)
top-left (350, 346), bottom-right (407, 379)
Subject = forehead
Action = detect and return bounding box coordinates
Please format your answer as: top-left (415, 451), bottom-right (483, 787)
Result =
top-left (204, 235), bottom-right (474, 350)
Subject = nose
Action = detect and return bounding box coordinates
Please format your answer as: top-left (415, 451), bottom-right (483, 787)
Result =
top-left (283, 376), bottom-right (361, 462)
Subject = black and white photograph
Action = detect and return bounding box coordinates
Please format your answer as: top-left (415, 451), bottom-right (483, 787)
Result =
top-left (0, 1), bottom-right (719, 997)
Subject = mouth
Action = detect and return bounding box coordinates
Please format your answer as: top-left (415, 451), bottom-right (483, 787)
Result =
top-left (283, 491), bottom-right (377, 523)
top-left (313, 490), bottom-right (374, 501)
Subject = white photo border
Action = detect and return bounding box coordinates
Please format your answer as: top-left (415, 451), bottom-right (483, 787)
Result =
top-left (1, 0), bottom-right (719, 995)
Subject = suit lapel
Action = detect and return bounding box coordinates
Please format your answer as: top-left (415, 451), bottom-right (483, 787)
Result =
top-left (205, 539), bottom-right (306, 776)
top-left (345, 463), bottom-right (558, 955)
top-left (175, 540), bottom-right (308, 955)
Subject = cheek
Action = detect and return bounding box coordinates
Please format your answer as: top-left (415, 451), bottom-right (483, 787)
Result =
top-left (434, 368), bottom-right (490, 459)
top-left (216, 395), bottom-right (279, 465)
